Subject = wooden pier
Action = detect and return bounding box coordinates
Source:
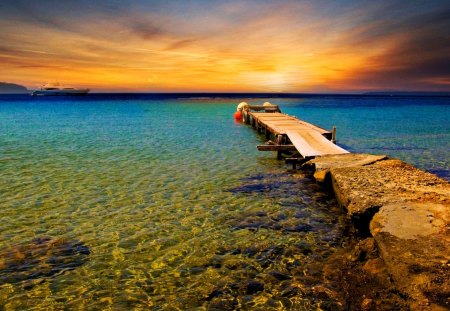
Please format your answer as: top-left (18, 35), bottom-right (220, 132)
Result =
top-left (241, 104), bottom-right (349, 163)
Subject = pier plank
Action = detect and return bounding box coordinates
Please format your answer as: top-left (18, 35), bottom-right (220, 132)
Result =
top-left (286, 130), bottom-right (349, 157)
top-left (250, 112), bottom-right (330, 135)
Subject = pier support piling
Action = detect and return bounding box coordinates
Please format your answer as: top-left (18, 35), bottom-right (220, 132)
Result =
top-left (332, 126), bottom-right (336, 144)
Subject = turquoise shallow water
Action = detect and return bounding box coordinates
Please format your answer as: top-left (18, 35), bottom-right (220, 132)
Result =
top-left (0, 94), bottom-right (448, 309)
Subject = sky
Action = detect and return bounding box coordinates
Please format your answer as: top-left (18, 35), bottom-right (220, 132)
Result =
top-left (0, 0), bottom-right (449, 93)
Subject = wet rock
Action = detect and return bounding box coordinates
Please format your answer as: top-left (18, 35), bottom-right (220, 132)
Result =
top-left (207, 288), bottom-right (226, 300)
top-left (223, 259), bottom-right (252, 271)
top-left (421, 266), bottom-right (450, 310)
top-left (267, 270), bottom-right (292, 281)
top-left (360, 298), bottom-right (374, 311)
top-left (189, 266), bottom-right (206, 275)
top-left (207, 296), bottom-right (238, 310)
top-left (293, 210), bottom-right (311, 218)
top-left (241, 174), bottom-right (267, 181)
top-left (312, 285), bottom-right (342, 305)
top-left (254, 211), bottom-right (267, 217)
top-left (246, 280), bottom-right (264, 295)
top-left (349, 238), bottom-right (377, 262)
top-left (362, 258), bottom-right (385, 275)
top-left (231, 221), bottom-right (266, 231)
top-left (268, 222), bottom-right (283, 230)
top-left (295, 242), bottom-right (313, 255)
top-left (229, 248), bottom-right (242, 255)
top-left (0, 237), bottom-right (89, 285)
top-left (215, 246), bottom-right (241, 256)
top-left (227, 175), bottom-right (295, 196)
top-left (255, 245), bottom-right (284, 267)
top-left (283, 224), bottom-right (313, 232)
top-left (227, 173), bottom-right (299, 199)
top-left (279, 283), bottom-right (301, 297)
top-left (209, 256), bottom-right (223, 269)
top-left (227, 183), bottom-right (274, 194)
top-left (242, 247), bottom-right (258, 257)
top-left (229, 211), bottom-right (318, 233)
top-left (285, 259), bottom-right (302, 270)
top-left (270, 213), bottom-right (287, 221)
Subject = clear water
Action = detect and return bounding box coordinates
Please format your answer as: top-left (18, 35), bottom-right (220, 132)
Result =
top-left (0, 94), bottom-right (448, 309)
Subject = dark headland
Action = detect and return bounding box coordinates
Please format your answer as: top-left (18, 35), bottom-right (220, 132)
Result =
top-left (0, 82), bottom-right (28, 94)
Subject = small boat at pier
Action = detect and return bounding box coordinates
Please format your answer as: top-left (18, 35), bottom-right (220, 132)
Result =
top-left (31, 83), bottom-right (89, 96)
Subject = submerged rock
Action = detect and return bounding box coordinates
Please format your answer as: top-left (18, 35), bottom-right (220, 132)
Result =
top-left (226, 172), bottom-right (300, 199)
top-left (267, 270), bottom-right (292, 281)
top-left (0, 236), bottom-right (90, 285)
top-left (246, 280), bottom-right (264, 295)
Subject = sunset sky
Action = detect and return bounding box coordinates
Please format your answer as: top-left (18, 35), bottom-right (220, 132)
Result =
top-left (1, 0), bottom-right (449, 93)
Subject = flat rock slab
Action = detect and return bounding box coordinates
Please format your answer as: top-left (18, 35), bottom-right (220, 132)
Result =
top-left (371, 202), bottom-right (448, 239)
top-left (305, 153), bottom-right (387, 182)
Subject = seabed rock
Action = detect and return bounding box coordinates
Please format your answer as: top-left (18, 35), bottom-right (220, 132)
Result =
top-left (0, 236), bottom-right (90, 285)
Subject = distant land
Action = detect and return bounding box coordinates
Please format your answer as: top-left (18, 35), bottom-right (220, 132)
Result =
top-left (0, 82), bottom-right (28, 94)
top-left (363, 91), bottom-right (450, 96)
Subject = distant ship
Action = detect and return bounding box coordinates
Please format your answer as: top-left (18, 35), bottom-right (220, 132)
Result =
top-left (31, 83), bottom-right (89, 96)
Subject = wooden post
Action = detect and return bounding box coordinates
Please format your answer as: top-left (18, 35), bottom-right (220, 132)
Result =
top-left (276, 135), bottom-right (283, 145)
top-left (285, 158), bottom-right (298, 170)
top-left (331, 126), bottom-right (336, 144)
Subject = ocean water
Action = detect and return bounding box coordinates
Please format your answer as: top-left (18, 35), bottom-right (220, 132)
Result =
top-left (0, 94), bottom-right (448, 309)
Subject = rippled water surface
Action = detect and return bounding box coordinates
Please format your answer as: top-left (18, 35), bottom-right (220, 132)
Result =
top-left (0, 94), bottom-right (448, 309)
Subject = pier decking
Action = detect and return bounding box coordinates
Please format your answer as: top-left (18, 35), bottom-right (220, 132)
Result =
top-left (243, 106), bottom-right (349, 159)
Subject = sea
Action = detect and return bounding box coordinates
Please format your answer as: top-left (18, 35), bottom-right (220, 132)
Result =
top-left (0, 94), bottom-right (448, 309)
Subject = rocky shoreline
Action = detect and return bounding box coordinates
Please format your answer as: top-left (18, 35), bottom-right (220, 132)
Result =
top-left (304, 154), bottom-right (449, 310)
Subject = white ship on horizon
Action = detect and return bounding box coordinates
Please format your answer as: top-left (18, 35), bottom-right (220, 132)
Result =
top-left (31, 83), bottom-right (89, 96)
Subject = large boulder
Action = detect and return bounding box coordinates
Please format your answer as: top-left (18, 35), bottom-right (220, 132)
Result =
top-left (371, 202), bottom-right (449, 309)
top-left (306, 153), bottom-right (450, 309)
